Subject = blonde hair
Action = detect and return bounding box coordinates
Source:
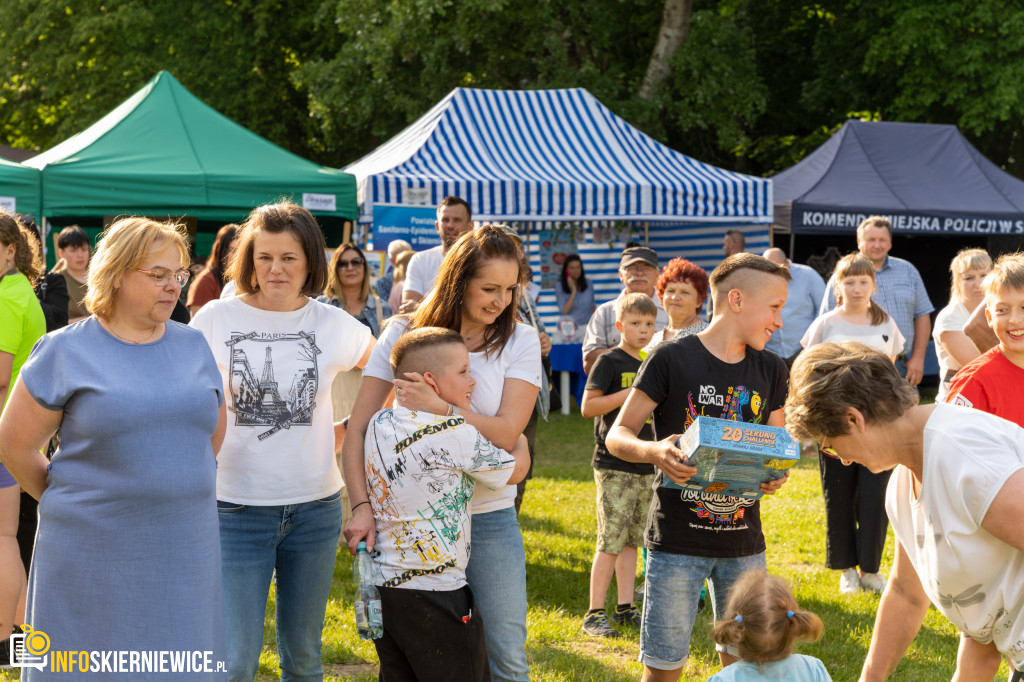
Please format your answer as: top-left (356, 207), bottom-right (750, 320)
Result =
top-left (784, 342), bottom-right (918, 442)
top-left (615, 292), bottom-right (657, 321)
top-left (949, 249), bottom-right (992, 304)
top-left (712, 571), bottom-right (823, 664)
top-left (84, 218), bottom-right (190, 319)
top-left (833, 252), bottom-right (888, 325)
top-left (393, 250), bottom-right (415, 283)
top-left (982, 252), bottom-right (1024, 302)
top-left (0, 210), bottom-right (42, 284)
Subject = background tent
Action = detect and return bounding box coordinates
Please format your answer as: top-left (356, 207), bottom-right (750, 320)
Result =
top-left (24, 71), bottom-right (357, 231)
top-left (0, 158), bottom-right (41, 221)
top-left (773, 120), bottom-right (1024, 238)
top-left (344, 87), bottom-right (773, 331)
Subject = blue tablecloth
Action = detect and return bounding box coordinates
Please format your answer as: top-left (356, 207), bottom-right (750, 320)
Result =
top-left (549, 343), bottom-right (586, 408)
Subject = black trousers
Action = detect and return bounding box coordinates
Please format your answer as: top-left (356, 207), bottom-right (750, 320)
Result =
top-left (374, 584), bottom-right (490, 682)
top-left (818, 453), bottom-right (892, 573)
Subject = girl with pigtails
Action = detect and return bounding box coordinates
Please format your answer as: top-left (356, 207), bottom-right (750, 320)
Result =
top-left (708, 571), bottom-right (831, 681)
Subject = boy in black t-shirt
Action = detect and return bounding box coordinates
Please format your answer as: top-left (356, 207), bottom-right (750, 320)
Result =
top-left (606, 254), bottom-right (793, 681)
top-left (579, 293), bottom-right (658, 638)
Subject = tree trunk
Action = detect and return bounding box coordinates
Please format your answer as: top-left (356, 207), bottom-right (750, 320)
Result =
top-left (638, 0), bottom-right (693, 100)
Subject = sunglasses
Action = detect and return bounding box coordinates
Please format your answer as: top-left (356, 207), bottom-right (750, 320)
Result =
top-left (337, 257), bottom-right (365, 270)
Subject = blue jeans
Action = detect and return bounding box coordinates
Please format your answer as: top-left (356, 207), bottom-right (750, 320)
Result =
top-left (465, 506), bottom-right (529, 682)
top-left (639, 549), bottom-right (766, 670)
top-left (217, 491), bottom-right (343, 682)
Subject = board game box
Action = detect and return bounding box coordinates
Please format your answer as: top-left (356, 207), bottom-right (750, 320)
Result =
top-left (664, 417), bottom-right (799, 500)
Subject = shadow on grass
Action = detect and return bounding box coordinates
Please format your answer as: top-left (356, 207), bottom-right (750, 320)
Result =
top-left (519, 510), bottom-right (593, 539)
top-left (525, 558), bottom-right (591, 612)
top-left (527, 640), bottom-right (641, 682)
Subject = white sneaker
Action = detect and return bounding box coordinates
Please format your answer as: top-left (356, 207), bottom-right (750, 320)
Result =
top-left (839, 568), bottom-right (861, 594)
top-left (859, 571), bottom-right (887, 593)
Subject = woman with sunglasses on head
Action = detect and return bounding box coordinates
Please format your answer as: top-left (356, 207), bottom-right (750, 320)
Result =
top-left (342, 224), bottom-right (541, 682)
top-left (0, 217), bottom-right (228, 679)
top-left (190, 203), bottom-right (374, 682)
top-left (800, 253), bottom-right (905, 597)
top-left (786, 342), bottom-right (1024, 682)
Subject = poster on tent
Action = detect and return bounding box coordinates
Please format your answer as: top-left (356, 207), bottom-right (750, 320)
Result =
top-left (371, 205), bottom-right (441, 253)
top-left (534, 226), bottom-right (579, 289)
top-left (0, 197), bottom-right (15, 213)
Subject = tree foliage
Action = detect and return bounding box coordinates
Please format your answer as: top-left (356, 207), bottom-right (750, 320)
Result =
top-left (3, 0), bottom-right (1024, 178)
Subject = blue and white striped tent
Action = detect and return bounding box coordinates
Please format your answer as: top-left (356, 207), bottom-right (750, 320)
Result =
top-left (345, 87), bottom-right (773, 331)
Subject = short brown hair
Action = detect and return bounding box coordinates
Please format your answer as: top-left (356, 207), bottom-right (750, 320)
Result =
top-left (785, 342), bottom-right (918, 442)
top-left (833, 252), bottom-right (888, 326)
top-left (85, 218), bottom-right (190, 319)
top-left (709, 253), bottom-right (791, 307)
top-left (983, 252), bottom-right (1024, 301)
top-left (712, 571), bottom-right (823, 664)
top-left (411, 223), bottom-right (530, 358)
top-left (228, 202), bottom-right (328, 297)
top-left (856, 215), bottom-right (893, 240)
top-left (390, 327), bottom-right (465, 377)
top-left (438, 196), bottom-right (472, 221)
top-left (615, 292), bottom-right (657, 321)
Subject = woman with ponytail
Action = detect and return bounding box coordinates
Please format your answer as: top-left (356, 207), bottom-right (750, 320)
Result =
top-left (800, 252), bottom-right (904, 596)
top-left (709, 571), bottom-right (830, 681)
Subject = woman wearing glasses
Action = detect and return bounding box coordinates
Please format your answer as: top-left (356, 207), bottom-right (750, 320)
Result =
top-left (190, 202), bottom-right (374, 682)
top-left (317, 243), bottom-right (391, 420)
top-left (0, 217), bottom-right (227, 679)
top-left (786, 342), bottom-right (1024, 681)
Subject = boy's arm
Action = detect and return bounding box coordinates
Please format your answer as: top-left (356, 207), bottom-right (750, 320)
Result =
top-left (507, 434), bottom-right (530, 485)
top-left (580, 387), bottom-right (628, 419)
top-left (605, 388), bottom-right (696, 485)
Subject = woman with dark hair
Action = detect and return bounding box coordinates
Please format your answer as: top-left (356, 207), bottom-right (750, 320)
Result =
top-left (555, 254), bottom-right (595, 338)
top-left (644, 257), bottom-right (710, 352)
top-left (342, 224), bottom-right (541, 682)
top-left (0, 211), bottom-right (45, 663)
top-left (317, 242), bottom-right (391, 337)
top-left (190, 202), bottom-right (374, 681)
top-left (187, 223), bottom-right (239, 316)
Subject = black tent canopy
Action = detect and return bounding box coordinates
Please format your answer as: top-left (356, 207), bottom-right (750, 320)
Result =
top-left (772, 120), bottom-right (1024, 236)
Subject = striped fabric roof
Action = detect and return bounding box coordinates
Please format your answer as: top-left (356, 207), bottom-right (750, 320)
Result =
top-left (345, 88), bottom-right (772, 224)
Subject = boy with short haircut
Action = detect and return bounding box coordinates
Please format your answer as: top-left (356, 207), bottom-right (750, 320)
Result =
top-left (606, 253), bottom-right (792, 681)
top-left (580, 292), bottom-right (658, 638)
top-left (363, 327), bottom-right (529, 682)
top-left (949, 253), bottom-right (1024, 426)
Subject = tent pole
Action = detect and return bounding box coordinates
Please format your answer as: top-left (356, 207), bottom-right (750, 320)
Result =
top-left (644, 222), bottom-right (649, 247)
top-left (40, 217), bottom-right (48, 264)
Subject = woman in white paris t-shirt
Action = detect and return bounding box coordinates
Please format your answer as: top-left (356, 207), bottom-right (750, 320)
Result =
top-left (342, 224), bottom-right (541, 682)
top-left (801, 253), bottom-right (905, 597)
top-left (191, 203), bottom-right (374, 682)
top-left (785, 343), bottom-right (1024, 681)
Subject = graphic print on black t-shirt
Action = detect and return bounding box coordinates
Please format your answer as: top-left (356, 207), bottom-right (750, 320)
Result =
top-left (225, 331), bottom-right (321, 440)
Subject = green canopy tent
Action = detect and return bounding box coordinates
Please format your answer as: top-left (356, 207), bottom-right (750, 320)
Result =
top-left (0, 157), bottom-right (42, 222)
top-left (23, 71), bottom-right (356, 242)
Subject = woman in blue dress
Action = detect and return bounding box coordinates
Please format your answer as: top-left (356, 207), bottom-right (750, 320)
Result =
top-left (0, 217), bottom-right (226, 680)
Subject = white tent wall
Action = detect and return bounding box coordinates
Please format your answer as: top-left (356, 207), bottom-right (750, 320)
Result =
top-left (523, 222), bottom-right (770, 333)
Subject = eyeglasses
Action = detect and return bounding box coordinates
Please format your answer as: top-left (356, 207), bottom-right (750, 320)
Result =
top-left (137, 267), bottom-right (190, 287)
top-left (337, 257), bottom-right (365, 270)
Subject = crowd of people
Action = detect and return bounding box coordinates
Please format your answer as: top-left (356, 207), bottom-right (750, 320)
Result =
top-left (0, 200), bottom-right (1023, 682)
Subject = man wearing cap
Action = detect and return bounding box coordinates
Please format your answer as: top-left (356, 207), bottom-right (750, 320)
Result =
top-left (582, 246), bottom-right (669, 374)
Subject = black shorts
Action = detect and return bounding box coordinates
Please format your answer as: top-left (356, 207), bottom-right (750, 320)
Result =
top-left (374, 584), bottom-right (490, 681)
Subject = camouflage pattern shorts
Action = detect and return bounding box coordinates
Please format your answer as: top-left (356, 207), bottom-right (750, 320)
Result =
top-left (594, 468), bottom-right (655, 554)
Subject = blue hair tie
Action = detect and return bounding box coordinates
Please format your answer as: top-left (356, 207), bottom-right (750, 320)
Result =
top-left (734, 615), bottom-right (743, 623)
top-left (786, 610), bottom-right (795, 619)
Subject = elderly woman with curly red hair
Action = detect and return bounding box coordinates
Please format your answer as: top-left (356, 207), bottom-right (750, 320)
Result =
top-left (644, 257), bottom-right (710, 353)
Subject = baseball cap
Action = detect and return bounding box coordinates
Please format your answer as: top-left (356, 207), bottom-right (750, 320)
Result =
top-left (620, 247), bottom-right (658, 269)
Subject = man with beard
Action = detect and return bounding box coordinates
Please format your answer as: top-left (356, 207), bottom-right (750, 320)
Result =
top-left (582, 247), bottom-right (669, 373)
top-left (400, 197), bottom-right (474, 313)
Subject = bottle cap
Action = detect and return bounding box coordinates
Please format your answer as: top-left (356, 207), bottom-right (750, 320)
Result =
top-left (357, 541), bottom-right (367, 552)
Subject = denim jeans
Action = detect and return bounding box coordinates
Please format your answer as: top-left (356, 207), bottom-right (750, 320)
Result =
top-left (639, 549), bottom-right (766, 670)
top-left (217, 491), bottom-right (343, 682)
top-left (465, 506), bottom-right (529, 682)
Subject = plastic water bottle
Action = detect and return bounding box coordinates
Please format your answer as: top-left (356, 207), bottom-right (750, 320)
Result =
top-left (353, 541), bottom-right (383, 640)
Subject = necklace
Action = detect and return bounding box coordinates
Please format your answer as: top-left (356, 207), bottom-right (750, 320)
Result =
top-left (105, 321), bottom-right (160, 344)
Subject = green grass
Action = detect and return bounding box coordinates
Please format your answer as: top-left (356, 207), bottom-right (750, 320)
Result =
top-left (3, 402), bottom-right (1006, 681)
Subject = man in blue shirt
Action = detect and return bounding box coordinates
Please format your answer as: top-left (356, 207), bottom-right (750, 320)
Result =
top-left (820, 216), bottom-right (934, 386)
top-left (763, 247), bottom-right (825, 367)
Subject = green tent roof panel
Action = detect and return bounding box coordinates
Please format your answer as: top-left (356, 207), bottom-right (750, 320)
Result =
top-left (25, 71), bottom-right (356, 220)
top-left (0, 158), bottom-right (42, 220)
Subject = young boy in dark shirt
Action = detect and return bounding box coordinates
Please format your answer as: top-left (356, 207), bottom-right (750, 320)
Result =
top-left (606, 254), bottom-right (792, 681)
top-left (579, 293), bottom-right (657, 638)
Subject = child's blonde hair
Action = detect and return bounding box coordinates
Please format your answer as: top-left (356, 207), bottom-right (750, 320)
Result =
top-left (833, 252), bottom-right (888, 326)
top-left (712, 571), bottom-right (823, 664)
top-left (983, 252), bottom-right (1024, 302)
top-left (615, 291), bottom-right (657, 321)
